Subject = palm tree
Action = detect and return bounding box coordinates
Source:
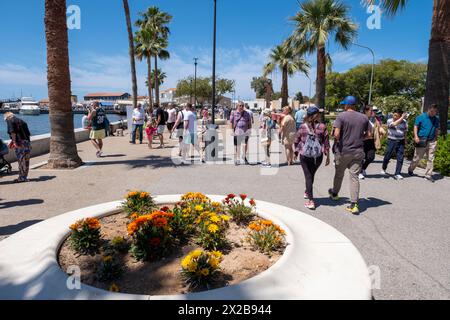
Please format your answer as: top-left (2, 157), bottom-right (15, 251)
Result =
top-left (148, 69), bottom-right (167, 89)
top-left (290, 0), bottom-right (357, 112)
top-left (123, 0), bottom-right (138, 109)
top-left (135, 29), bottom-right (154, 106)
top-left (45, 0), bottom-right (82, 169)
top-left (366, 0), bottom-right (449, 136)
top-left (263, 42), bottom-right (310, 108)
top-left (135, 7), bottom-right (172, 106)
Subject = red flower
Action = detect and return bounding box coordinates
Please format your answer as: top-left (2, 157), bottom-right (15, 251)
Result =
top-left (227, 194), bottom-right (236, 199)
top-left (240, 194), bottom-right (247, 201)
top-left (160, 206), bottom-right (170, 212)
top-left (249, 199), bottom-right (256, 206)
top-left (149, 238), bottom-right (161, 247)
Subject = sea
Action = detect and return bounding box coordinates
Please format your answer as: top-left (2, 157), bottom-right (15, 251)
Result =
top-left (0, 113), bottom-right (126, 141)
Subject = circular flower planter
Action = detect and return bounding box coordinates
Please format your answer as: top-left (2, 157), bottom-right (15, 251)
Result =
top-left (0, 195), bottom-right (372, 300)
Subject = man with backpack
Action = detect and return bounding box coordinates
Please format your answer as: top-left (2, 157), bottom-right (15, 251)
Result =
top-left (3, 112), bottom-right (31, 183)
top-left (155, 103), bottom-right (167, 148)
top-left (328, 96), bottom-right (371, 215)
top-left (294, 107), bottom-right (330, 210)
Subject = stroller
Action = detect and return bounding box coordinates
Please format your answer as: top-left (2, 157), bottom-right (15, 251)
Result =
top-left (0, 139), bottom-right (12, 175)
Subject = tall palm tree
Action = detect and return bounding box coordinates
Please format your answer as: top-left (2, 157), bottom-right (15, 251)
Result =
top-left (123, 0), bottom-right (138, 109)
top-left (290, 0), bottom-right (357, 112)
top-left (263, 42), bottom-right (310, 108)
top-left (135, 29), bottom-right (154, 106)
top-left (148, 69), bottom-right (167, 89)
top-left (135, 7), bottom-right (172, 106)
top-left (45, 0), bottom-right (82, 169)
top-left (366, 0), bottom-right (449, 136)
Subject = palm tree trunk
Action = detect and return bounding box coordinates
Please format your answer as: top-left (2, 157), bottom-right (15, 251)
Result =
top-left (123, 0), bottom-right (138, 109)
top-left (423, 0), bottom-right (449, 136)
top-left (45, 0), bottom-right (82, 169)
top-left (147, 55), bottom-right (153, 107)
top-left (316, 45), bottom-right (326, 112)
top-left (281, 66), bottom-right (289, 108)
top-left (154, 55), bottom-right (160, 106)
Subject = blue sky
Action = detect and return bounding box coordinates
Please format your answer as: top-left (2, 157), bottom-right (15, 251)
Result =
top-left (0, 0), bottom-right (433, 101)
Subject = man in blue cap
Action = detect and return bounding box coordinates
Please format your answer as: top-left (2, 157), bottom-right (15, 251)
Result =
top-left (328, 96), bottom-right (371, 215)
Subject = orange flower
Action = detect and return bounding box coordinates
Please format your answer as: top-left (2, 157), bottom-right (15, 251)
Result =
top-left (262, 220), bottom-right (273, 227)
top-left (153, 217), bottom-right (168, 227)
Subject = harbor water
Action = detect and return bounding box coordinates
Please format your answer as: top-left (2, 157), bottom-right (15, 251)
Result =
top-left (0, 113), bottom-right (125, 141)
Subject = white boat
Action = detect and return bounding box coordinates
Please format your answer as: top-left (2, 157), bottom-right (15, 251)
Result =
top-left (19, 97), bottom-right (40, 115)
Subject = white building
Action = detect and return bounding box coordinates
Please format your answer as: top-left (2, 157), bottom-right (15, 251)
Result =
top-left (160, 88), bottom-right (177, 104)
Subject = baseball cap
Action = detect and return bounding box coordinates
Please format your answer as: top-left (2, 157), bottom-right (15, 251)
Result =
top-left (340, 96), bottom-right (357, 105)
top-left (307, 106), bottom-right (320, 116)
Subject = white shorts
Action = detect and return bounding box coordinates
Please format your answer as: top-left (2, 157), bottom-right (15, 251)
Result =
top-left (157, 125), bottom-right (165, 135)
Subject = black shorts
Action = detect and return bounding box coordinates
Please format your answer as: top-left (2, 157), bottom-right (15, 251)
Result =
top-left (167, 123), bottom-right (174, 131)
top-left (234, 135), bottom-right (249, 146)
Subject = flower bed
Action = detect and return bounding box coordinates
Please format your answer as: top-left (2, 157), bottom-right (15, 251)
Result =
top-left (58, 192), bottom-right (286, 295)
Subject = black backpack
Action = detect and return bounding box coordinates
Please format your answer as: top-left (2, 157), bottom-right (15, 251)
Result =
top-left (164, 111), bottom-right (169, 123)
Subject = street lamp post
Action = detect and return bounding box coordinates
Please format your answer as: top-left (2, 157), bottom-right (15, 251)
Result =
top-left (194, 58), bottom-right (198, 107)
top-left (352, 42), bottom-right (375, 105)
top-left (211, 0), bottom-right (217, 125)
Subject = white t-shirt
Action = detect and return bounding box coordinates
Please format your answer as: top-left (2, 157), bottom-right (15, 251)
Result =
top-left (184, 110), bottom-right (197, 134)
top-left (167, 108), bottom-right (177, 123)
top-left (132, 108), bottom-right (145, 125)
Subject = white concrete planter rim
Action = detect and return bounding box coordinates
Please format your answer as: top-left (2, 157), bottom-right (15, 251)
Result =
top-left (0, 195), bottom-right (372, 300)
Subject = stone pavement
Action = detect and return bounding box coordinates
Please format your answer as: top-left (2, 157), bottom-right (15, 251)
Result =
top-left (0, 126), bottom-right (449, 300)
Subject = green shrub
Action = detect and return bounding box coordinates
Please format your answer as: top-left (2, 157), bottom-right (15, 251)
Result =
top-left (69, 218), bottom-right (102, 255)
top-left (435, 136), bottom-right (450, 176)
top-left (122, 191), bottom-right (157, 217)
top-left (97, 255), bottom-right (123, 282)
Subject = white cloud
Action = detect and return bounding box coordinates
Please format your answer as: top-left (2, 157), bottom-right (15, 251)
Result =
top-left (0, 64), bottom-right (46, 86)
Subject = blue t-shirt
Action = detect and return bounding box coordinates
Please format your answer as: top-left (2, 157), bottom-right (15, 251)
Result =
top-left (295, 110), bottom-right (306, 128)
top-left (415, 112), bottom-right (439, 140)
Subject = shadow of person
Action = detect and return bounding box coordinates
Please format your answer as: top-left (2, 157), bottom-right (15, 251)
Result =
top-left (0, 219), bottom-right (43, 236)
top-left (0, 198), bottom-right (44, 210)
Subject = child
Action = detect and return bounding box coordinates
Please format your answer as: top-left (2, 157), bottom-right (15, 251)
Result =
top-left (145, 119), bottom-right (157, 149)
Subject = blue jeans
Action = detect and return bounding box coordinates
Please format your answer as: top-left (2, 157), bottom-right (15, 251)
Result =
top-left (382, 139), bottom-right (405, 176)
top-left (132, 124), bottom-right (143, 143)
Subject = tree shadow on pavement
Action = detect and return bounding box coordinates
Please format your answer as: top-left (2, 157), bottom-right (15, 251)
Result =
top-left (0, 199), bottom-right (44, 210)
top-left (0, 220), bottom-right (43, 236)
top-left (85, 155), bottom-right (191, 169)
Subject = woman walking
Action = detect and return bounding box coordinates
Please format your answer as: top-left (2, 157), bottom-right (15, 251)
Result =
top-left (360, 105), bottom-right (384, 179)
top-left (279, 106), bottom-right (297, 165)
top-left (295, 107), bottom-right (330, 210)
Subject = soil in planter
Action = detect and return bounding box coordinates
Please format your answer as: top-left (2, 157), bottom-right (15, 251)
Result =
top-left (58, 211), bottom-right (283, 296)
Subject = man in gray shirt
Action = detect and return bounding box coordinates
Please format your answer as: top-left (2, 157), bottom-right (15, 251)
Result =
top-left (329, 96), bottom-right (371, 215)
top-left (382, 109), bottom-right (408, 180)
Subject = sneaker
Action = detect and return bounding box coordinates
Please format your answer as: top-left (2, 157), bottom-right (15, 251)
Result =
top-left (394, 174), bottom-right (404, 180)
top-left (98, 151), bottom-right (103, 158)
top-left (328, 189), bottom-right (339, 201)
top-left (305, 200), bottom-right (316, 210)
top-left (380, 169), bottom-right (387, 175)
top-left (362, 170), bottom-right (367, 177)
top-left (358, 173), bottom-right (365, 180)
top-left (304, 192), bottom-right (309, 200)
top-left (96, 151), bottom-right (101, 158)
top-left (235, 160), bottom-right (240, 166)
top-left (244, 158), bottom-right (250, 165)
top-left (346, 203), bottom-right (360, 215)
top-left (424, 176), bottom-right (435, 183)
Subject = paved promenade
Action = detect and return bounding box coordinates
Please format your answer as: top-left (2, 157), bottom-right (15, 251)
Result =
top-left (0, 126), bottom-right (449, 300)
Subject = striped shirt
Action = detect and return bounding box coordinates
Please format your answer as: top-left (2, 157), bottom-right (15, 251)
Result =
top-left (387, 118), bottom-right (408, 140)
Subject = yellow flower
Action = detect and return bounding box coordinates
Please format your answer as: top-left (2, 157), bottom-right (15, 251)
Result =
top-left (200, 268), bottom-right (210, 276)
top-left (109, 283), bottom-right (120, 292)
top-left (209, 257), bottom-right (220, 268)
top-left (220, 215), bottom-right (231, 221)
top-left (195, 205), bottom-right (204, 212)
top-left (211, 251), bottom-right (223, 259)
top-left (262, 220), bottom-right (273, 226)
top-left (102, 255), bottom-right (113, 263)
top-left (191, 249), bottom-right (203, 259)
top-left (208, 224), bottom-right (219, 234)
top-left (188, 262), bottom-right (198, 273)
top-left (181, 255), bottom-right (192, 269)
top-left (210, 215), bottom-right (220, 223)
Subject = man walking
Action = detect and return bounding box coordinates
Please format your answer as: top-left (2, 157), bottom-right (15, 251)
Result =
top-left (183, 103), bottom-right (203, 164)
top-left (4, 112), bottom-right (31, 183)
top-left (131, 103), bottom-right (145, 144)
top-left (295, 106), bottom-right (306, 130)
top-left (88, 101), bottom-right (106, 158)
top-left (408, 104), bottom-right (440, 182)
top-left (155, 103), bottom-right (166, 148)
top-left (328, 96), bottom-right (371, 215)
top-left (230, 102), bottom-right (252, 165)
top-left (166, 103), bottom-right (177, 139)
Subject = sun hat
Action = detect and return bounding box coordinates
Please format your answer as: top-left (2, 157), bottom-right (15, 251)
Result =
top-left (340, 96), bottom-right (357, 105)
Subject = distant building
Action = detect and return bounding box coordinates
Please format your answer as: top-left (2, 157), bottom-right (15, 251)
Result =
top-left (160, 88), bottom-right (177, 104)
top-left (84, 92), bottom-right (131, 102)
